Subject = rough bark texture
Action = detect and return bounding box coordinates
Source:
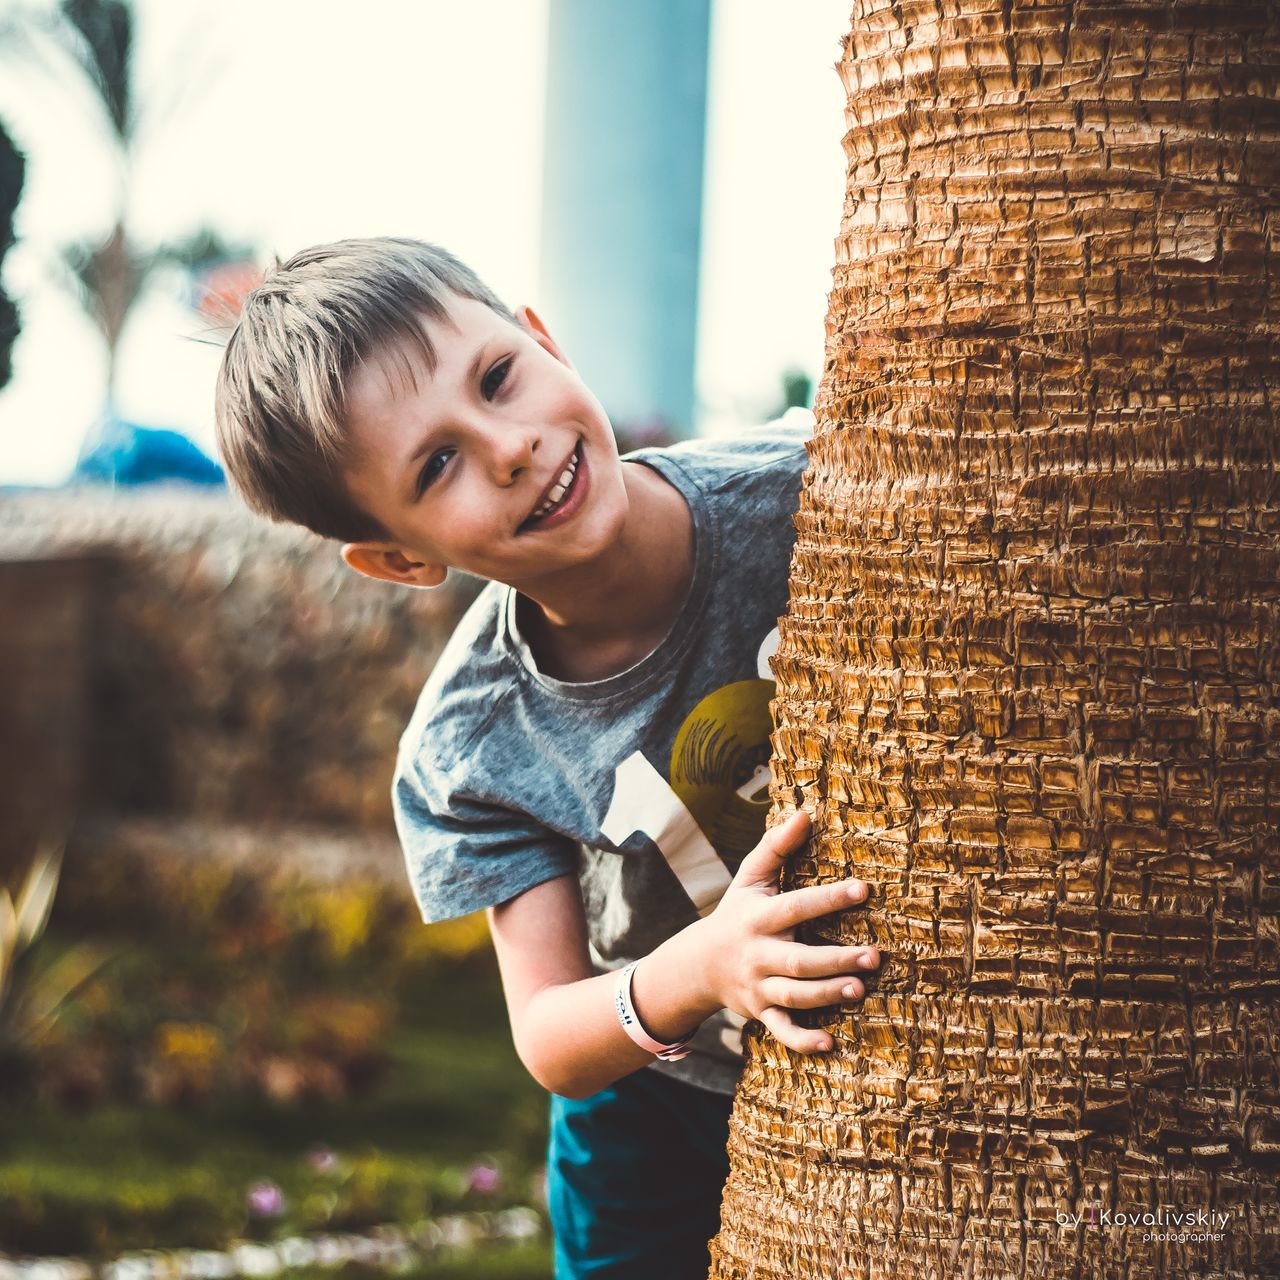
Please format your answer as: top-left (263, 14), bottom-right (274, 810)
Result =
top-left (711, 2), bottom-right (1280, 1277)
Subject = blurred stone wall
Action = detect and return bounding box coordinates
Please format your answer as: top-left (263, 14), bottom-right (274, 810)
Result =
top-left (0, 489), bottom-right (480, 877)
top-left (0, 555), bottom-right (98, 878)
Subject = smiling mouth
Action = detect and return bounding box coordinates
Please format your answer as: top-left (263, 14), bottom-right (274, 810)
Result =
top-left (520, 442), bottom-right (582, 530)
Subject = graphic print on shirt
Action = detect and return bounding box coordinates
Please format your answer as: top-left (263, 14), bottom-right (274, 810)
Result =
top-left (669, 676), bottom-right (774, 861)
top-left (598, 628), bottom-right (780, 1058)
top-left (599, 626), bottom-right (780, 913)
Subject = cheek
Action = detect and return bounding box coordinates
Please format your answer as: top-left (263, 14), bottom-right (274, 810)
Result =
top-left (450, 475), bottom-right (511, 545)
top-left (534, 370), bottom-right (598, 422)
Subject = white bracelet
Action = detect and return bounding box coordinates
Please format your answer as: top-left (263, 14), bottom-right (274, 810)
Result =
top-left (614, 961), bottom-right (695, 1061)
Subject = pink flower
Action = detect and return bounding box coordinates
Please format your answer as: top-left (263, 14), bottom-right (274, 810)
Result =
top-left (465, 1161), bottom-right (501, 1195)
top-left (247, 1179), bottom-right (286, 1216)
top-left (306, 1145), bottom-right (338, 1174)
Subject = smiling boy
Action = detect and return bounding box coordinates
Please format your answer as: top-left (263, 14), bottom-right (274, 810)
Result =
top-left (215, 238), bottom-right (879, 1279)
top-left (337, 295), bottom-right (694, 683)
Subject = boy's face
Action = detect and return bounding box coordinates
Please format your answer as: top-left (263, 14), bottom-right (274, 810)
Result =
top-left (339, 297), bottom-right (628, 594)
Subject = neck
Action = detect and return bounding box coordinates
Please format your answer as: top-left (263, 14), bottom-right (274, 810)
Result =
top-left (517, 461), bottom-right (694, 654)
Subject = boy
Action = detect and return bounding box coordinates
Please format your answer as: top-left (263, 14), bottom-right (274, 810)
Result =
top-left (215, 238), bottom-right (880, 1279)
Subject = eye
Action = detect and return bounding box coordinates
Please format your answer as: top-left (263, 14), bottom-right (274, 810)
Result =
top-left (482, 357), bottom-right (513, 401)
top-left (416, 447), bottom-right (455, 497)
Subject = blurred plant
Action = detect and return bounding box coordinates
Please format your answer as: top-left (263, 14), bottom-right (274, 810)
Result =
top-left (0, 843), bottom-right (115, 1086)
top-left (32, 850), bottom-right (421, 1104)
top-left (55, 843), bottom-right (493, 978)
top-left (0, 118), bottom-right (25, 388)
top-left (246, 1179), bottom-right (286, 1218)
top-left (56, 223), bottom-right (255, 410)
top-left (144, 1018), bottom-right (224, 1103)
top-left (775, 365), bottom-right (813, 417)
top-left (9, 831), bottom-right (509, 1107)
top-left (465, 1160), bottom-right (502, 1196)
top-left (2, 0), bottom-right (252, 430)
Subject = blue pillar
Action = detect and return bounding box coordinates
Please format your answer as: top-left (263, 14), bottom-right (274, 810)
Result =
top-left (539, 0), bottom-right (711, 439)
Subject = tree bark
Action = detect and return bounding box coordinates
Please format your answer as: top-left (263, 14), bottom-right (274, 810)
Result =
top-left (711, 2), bottom-right (1280, 1277)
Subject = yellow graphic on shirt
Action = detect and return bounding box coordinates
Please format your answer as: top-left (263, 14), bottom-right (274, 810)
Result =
top-left (669, 677), bottom-right (775, 860)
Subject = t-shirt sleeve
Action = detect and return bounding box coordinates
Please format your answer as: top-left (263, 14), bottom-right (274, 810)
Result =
top-left (761, 406), bottom-right (816, 446)
top-left (393, 751), bottom-right (578, 924)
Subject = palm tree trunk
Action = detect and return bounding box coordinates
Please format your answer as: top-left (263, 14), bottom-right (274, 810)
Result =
top-left (711, 2), bottom-right (1280, 1277)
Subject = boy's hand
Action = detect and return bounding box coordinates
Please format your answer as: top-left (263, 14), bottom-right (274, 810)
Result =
top-left (696, 809), bottom-right (879, 1055)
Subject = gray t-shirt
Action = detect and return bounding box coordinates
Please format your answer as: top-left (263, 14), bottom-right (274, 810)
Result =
top-left (393, 413), bottom-right (812, 1095)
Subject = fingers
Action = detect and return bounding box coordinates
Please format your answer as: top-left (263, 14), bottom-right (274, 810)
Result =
top-left (764, 942), bottom-right (880, 981)
top-left (733, 809), bottom-right (811, 890)
top-left (759, 974), bottom-right (867, 1010)
top-left (765, 876), bottom-right (870, 932)
top-left (752, 941), bottom-right (883, 1054)
top-left (758, 1005), bottom-right (836, 1055)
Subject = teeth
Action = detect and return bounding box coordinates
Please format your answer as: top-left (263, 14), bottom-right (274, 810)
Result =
top-left (532, 449), bottom-right (579, 519)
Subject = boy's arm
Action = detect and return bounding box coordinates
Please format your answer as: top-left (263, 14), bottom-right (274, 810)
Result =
top-left (487, 811), bottom-right (881, 1101)
top-left (487, 874), bottom-right (715, 1099)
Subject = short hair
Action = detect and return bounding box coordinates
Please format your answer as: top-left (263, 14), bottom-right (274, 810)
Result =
top-left (214, 237), bottom-right (515, 542)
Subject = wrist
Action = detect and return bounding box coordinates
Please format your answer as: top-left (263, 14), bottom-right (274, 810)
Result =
top-left (615, 962), bottom-right (694, 1059)
top-left (671, 914), bottom-right (724, 1015)
top-left (628, 924), bottom-right (722, 1047)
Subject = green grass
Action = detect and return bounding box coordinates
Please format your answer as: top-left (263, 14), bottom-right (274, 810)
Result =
top-left (0, 956), bottom-right (551, 1270)
top-left (286, 1243), bottom-right (552, 1280)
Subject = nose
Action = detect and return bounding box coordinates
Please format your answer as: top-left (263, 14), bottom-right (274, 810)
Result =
top-left (483, 422), bottom-right (541, 485)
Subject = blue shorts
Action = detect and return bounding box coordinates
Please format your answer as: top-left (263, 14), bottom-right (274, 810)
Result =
top-left (546, 1067), bottom-right (735, 1279)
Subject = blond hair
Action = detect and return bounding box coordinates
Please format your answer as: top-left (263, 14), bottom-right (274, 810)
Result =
top-left (214, 237), bottom-right (514, 541)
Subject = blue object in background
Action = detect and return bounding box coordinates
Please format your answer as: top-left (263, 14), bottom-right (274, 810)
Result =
top-left (73, 417), bottom-right (224, 487)
top-left (540, 0), bottom-right (711, 440)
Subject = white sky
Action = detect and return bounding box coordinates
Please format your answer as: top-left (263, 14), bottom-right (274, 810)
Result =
top-left (0, 0), bottom-right (849, 484)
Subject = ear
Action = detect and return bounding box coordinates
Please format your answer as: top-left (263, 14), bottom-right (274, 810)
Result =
top-left (341, 542), bottom-right (447, 588)
top-left (516, 305), bottom-right (575, 370)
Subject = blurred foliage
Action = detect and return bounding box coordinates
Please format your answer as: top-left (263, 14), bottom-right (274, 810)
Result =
top-left (0, 836), bottom-right (546, 1258)
top-left (56, 221), bottom-right (251, 386)
top-left (0, 844), bottom-right (116, 1091)
top-left (0, 956), bottom-right (549, 1257)
top-left (57, 220), bottom-right (145, 376)
top-left (286, 1246), bottom-right (554, 1280)
top-left (776, 366), bottom-right (813, 417)
top-left (0, 118), bottom-right (23, 387)
top-left (3, 0), bottom-right (252, 406)
top-left (17, 842), bottom-right (491, 1110)
top-left (55, 0), bottom-right (133, 141)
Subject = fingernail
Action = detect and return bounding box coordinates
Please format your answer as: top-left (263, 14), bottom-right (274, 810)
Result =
top-left (848, 881), bottom-right (866, 901)
top-left (842, 984), bottom-right (856, 998)
top-left (859, 947), bottom-right (879, 966)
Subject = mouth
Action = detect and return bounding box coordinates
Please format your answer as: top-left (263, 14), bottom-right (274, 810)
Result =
top-left (519, 441), bottom-right (585, 532)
